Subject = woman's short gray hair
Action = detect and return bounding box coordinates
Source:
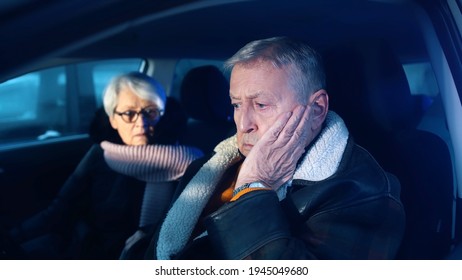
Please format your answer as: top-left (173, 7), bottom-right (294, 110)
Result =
top-left (102, 72), bottom-right (167, 117)
top-left (224, 36), bottom-right (326, 104)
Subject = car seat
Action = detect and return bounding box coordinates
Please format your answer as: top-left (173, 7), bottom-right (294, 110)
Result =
top-left (323, 39), bottom-right (454, 259)
top-left (179, 65), bottom-right (235, 154)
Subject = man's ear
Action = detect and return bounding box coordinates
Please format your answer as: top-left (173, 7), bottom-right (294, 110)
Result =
top-left (310, 89), bottom-right (329, 131)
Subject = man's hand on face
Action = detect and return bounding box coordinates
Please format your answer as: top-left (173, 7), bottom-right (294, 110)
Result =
top-left (235, 105), bottom-right (312, 190)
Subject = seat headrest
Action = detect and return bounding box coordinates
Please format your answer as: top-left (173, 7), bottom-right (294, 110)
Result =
top-left (89, 107), bottom-right (123, 144)
top-left (324, 40), bottom-right (419, 135)
top-left (180, 65), bottom-right (233, 123)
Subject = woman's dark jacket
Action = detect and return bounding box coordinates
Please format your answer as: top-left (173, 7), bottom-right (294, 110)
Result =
top-left (9, 144), bottom-right (145, 259)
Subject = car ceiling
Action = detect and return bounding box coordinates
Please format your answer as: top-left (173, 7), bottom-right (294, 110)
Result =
top-left (0, 0), bottom-right (426, 80)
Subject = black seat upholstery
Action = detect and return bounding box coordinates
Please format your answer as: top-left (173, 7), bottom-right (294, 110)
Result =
top-left (179, 65), bottom-right (235, 154)
top-left (323, 40), bottom-right (454, 259)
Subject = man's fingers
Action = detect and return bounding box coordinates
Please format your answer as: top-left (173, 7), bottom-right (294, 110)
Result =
top-left (284, 107), bottom-right (311, 153)
top-left (265, 111), bottom-right (292, 141)
top-left (239, 106), bottom-right (310, 190)
top-left (280, 105), bottom-right (305, 138)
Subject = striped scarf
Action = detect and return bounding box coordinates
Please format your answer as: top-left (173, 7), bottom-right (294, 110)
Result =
top-left (101, 141), bottom-right (203, 227)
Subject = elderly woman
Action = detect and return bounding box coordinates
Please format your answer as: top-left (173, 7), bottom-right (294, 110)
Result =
top-left (7, 72), bottom-right (203, 259)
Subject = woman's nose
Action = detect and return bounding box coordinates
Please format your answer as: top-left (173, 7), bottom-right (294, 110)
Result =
top-left (135, 112), bottom-right (147, 127)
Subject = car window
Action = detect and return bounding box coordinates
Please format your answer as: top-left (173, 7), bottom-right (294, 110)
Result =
top-left (403, 62), bottom-right (438, 96)
top-left (0, 58), bottom-right (143, 146)
top-left (401, 61), bottom-right (441, 122)
top-left (403, 61), bottom-right (439, 108)
top-left (402, 61), bottom-right (453, 156)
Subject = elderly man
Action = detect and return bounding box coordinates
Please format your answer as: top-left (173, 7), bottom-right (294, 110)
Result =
top-left (154, 36), bottom-right (405, 260)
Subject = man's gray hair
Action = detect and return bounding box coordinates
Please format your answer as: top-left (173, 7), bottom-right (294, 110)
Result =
top-left (103, 72), bottom-right (166, 117)
top-left (224, 36), bottom-right (326, 103)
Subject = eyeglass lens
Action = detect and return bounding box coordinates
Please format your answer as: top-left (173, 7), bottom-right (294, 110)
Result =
top-left (117, 108), bottom-right (161, 123)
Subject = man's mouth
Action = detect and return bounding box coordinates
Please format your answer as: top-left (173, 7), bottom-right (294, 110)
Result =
top-left (242, 143), bottom-right (254, 150)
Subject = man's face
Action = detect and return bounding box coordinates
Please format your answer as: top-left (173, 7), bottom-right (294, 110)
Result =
top-left (230, 61), bottom-right (301, 156)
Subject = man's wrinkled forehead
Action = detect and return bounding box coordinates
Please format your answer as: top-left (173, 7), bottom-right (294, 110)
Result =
top-left (230, 91), bottom-right (266, 101)
top-left (233, 56), bottom-right (288, 70)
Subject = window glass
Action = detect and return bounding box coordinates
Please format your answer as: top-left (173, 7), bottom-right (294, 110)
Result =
top-left (0, 59), bottom-right (143, 145)
top-left (0, 72), bottom-right (40, 122)
top-left (403, 62), bottom-right (439, 97)
top-left (0, 67), bottom-right (67, 144)
top-left (402, 62), bottom-right (439, 113)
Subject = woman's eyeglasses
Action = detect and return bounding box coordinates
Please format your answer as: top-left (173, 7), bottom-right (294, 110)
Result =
top-left (113, 107), bottom-right (163, 123)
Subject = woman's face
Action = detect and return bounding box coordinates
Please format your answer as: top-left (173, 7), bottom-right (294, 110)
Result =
top-left (109, 86), bottom-right (160, 146)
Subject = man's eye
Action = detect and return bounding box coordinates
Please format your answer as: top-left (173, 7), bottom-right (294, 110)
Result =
top-left (256, 103), bottom-right (267, 109)
top-left (232, 103), bottom-right (240, 109)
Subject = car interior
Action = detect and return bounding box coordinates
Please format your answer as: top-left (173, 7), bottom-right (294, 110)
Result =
top-left (0, 0), bottom-right (461, 260)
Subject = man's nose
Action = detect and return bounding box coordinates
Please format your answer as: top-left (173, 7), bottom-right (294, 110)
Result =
top-left (238, 108), bottom-right (256, 133)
